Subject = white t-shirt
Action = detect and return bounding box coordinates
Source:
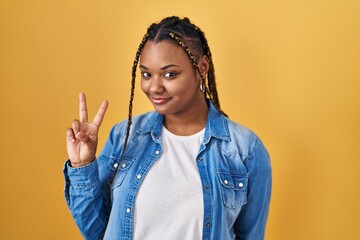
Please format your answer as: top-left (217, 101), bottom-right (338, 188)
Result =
top-left (133, 126), bottom-right (205, 240)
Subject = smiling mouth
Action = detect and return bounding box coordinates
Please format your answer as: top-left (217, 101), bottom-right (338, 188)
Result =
top-left (151, 97), bottom-right (171, 105)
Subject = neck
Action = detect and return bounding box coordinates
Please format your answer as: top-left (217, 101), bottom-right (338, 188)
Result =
top-left (164, 98), bottom-right (208, 136)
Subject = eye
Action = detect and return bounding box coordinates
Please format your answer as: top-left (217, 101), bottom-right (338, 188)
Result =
top-left (141, 72), bottom-right (151, 78)
top-left (164, 72), bottom-right (177, 78)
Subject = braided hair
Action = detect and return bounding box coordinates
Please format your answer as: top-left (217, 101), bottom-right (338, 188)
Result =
top-left (110, 16), bottom-right (226, 185)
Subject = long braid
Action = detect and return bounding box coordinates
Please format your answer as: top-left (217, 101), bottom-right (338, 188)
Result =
top-left (189, 23), bottom-right (227, 117)
top-left (124, 33), bottom-right (149, 156)
top-left (109, 33), bottom-right (149, 186)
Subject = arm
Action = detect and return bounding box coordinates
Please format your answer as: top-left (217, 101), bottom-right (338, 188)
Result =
top-left (63, 93), bottom-right (110, 239)
top-left (234, 138), bottom-right (272, 240)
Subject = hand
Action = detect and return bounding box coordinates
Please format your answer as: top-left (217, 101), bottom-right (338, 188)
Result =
top-left (66, 93), bottom-right (108, 168)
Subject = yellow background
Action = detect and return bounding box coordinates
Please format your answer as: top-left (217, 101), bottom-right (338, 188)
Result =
top-left (0, 0), bottom-right (359, 239)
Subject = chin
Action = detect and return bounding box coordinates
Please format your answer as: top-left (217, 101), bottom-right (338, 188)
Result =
top-left (151, 104), bottom-right (178, 115)
top-left (152, 107), bottom-right (171, 115)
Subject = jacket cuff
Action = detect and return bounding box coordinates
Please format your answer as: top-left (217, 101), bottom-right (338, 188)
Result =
top-left (63, 159), bottom-right (99, 188)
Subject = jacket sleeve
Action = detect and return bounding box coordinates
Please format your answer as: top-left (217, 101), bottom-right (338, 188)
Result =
top-left (63, 126), bottom-right (119, 240)
top-left (63, 159), bottom-right (108, 239)
top-left (234, 138), bottom-right (272, 240)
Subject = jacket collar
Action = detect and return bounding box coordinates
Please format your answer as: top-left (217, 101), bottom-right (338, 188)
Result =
top-left (137, 100), bottom-right (230, 143)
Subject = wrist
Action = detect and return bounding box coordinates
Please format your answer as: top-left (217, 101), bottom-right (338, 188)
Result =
top-left (69, 158), bottom-right (95, 168)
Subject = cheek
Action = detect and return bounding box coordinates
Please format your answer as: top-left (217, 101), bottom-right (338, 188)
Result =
top-left (168, 81), bottom-right (193, 97)
top-left (140, 80), bottom-right (148, 94)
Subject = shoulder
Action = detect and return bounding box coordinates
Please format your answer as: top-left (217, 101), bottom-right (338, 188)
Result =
top-left (225, 117), bottom-right (269, 162)
top-left (226, 118), bottom-right (258, 147)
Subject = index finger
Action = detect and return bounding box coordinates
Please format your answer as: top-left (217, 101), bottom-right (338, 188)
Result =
top-left (79, 92), bottom-right (88, 123)
top-left (92, 100), bottom-right (108, 127)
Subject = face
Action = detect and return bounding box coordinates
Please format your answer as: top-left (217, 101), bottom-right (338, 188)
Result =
top-left (140, 40), bottom-right (208, 117)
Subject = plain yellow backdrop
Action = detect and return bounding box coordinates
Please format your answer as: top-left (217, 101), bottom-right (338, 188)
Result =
top-left (0, 0), bottom-right (359, 239)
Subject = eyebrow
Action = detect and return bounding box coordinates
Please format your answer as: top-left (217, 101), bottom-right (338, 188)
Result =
top-left (139, 64), bottom-right (180, 70)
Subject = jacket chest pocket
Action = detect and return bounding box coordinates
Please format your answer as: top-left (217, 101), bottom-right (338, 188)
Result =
top-left (110, 156), bottom-right (135, 190)
top-left (217, 171), bottom-right (248, 209)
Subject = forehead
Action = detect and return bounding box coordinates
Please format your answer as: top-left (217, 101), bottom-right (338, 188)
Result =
top-left (140, 40), bottom-right (190, 66)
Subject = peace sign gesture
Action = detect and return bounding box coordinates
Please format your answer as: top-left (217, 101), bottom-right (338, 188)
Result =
top-left (66, 93), bottom-right (108, 168)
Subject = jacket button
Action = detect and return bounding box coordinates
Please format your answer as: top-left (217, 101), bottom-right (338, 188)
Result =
top-left (206, 222), bottom-right (211, 228)
top-left (155, 150), bottom-right (160, 155)
top-left (198, 157), bottom-right (203, 161)
top-left (224, 180), bottom-right (228, 185)
top-left (126, 208), bottom-right (131, 213)
top-left (113, 163), bottom-right (118, 168)
top-left (239, 182), bottom-right (244, 188)
top-left (121, 163), bottom-right (127, 168)
top-left (205, 184), bottom-right (209, 189)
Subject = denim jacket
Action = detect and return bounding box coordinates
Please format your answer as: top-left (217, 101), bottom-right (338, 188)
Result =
top-left (63, 101), bottom-right (272, 240)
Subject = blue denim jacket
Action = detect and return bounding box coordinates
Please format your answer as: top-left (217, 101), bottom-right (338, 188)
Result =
top-left (63, 101), bottom-right (272, 240)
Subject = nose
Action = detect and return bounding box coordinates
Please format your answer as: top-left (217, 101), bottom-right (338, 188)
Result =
top-left (149, 77), bottom-right (165, 95)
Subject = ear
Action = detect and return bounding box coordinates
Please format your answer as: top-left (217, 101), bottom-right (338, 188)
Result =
top-left (198, 55), bottom-right (209, 78)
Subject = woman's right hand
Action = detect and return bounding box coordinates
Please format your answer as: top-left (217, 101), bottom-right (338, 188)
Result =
top-left (66, 93), bottom-right (109, 168)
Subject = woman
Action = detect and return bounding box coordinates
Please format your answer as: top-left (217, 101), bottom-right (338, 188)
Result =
top-left (64, 16), bottom-right (272, 240)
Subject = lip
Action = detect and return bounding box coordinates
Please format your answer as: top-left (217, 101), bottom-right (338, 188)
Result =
top-left (151, 97), bottom-right (171, 105)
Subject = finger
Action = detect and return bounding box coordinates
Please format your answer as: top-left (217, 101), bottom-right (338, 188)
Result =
top-left (76, 131), bottom-right (90, 143)
top-left (92, 100), bottom-right (108, 127)
top-left (79, 92), bottom-right (88, 123)
top-left (72, 119), bottom-right (81, 134)
top-left (66, 128), bottom-right (76, 143)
